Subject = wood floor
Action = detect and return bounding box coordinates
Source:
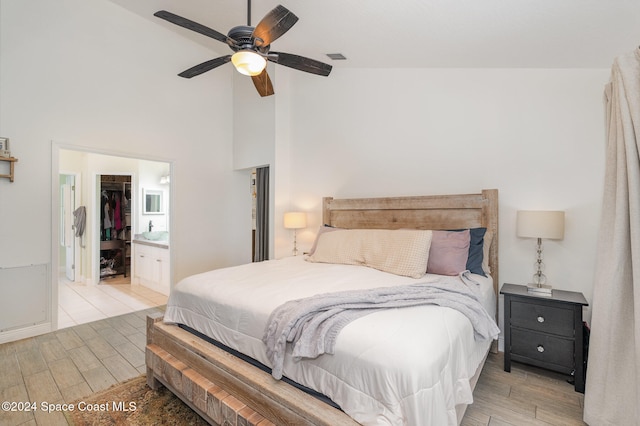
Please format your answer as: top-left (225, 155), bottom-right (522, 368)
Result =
top-left (462, 352), bottom-right (586, 425)
top-left (1, 311), bottom-right (585, 426)
top-left (0, 306), bottom-right (165, 426)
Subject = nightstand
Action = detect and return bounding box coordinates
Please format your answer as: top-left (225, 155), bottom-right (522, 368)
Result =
top-left (500, 283), bottom-right (589, 393)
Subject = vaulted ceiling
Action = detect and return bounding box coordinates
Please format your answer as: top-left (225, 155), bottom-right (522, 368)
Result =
top-left (110, 0), bottom-right (639, 69)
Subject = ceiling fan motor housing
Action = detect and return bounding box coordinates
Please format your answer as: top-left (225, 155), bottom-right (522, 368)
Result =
top-left (228, 25), bottom-right (269, 54)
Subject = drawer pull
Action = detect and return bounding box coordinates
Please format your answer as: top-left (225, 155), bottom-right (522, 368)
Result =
top-left (537, 345), bottom-right (545, 353)
top-left (537, 316), bottom-right (545, 323)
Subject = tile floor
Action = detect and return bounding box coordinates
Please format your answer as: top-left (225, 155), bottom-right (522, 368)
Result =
top-left (58, 274), bottom-right (168, 329)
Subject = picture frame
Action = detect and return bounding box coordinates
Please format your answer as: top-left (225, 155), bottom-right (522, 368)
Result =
top-left (0, 137), bottom-right (10, 158)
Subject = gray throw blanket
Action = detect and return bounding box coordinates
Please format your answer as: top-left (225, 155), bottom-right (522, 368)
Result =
top-left (263, 272), bottom-right (500, 380)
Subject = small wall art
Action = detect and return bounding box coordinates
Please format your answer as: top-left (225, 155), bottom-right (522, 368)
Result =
top-left (0, 137), bottom-right (10, 157)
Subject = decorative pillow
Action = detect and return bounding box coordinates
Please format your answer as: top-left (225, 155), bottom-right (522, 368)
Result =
top-left (466, 227), bottom-right (487, 277)
top-left (308, 225), bottom-right (343, 256)
top-left (426, 230), bottom-right (470, 276)
top-left (307, 229), bottom-right (432, 278)
top-left (448, 227), bottom-right (488, 277)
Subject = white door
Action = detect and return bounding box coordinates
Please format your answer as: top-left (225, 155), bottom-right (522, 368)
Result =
top-left (62, 176), bottom-right (76, 281)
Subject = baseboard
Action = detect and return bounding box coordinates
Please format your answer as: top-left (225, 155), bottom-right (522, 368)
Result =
top-left (0, 322), bottom-right (52, 344)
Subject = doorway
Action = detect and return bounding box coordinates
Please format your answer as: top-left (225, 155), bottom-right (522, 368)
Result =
top-left (99, 174), bottom-right (131, 283)
top-left (253, 166), bottom-right (269, 262)
top-left (55, 147), bottom-right (172, 329)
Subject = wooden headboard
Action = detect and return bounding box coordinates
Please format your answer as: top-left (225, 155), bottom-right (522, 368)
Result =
top-left (322, 189), bottom-right (499, 296)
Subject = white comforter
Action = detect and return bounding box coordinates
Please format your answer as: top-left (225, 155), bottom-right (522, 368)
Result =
top-left (164, 256), bottom-right (497, 426)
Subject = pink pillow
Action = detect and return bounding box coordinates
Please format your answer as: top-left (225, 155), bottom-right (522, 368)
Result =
top-left (426, 230), bottom-right (470, 276)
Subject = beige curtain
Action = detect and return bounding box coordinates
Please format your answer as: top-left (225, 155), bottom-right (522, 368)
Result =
top-left (584, 48), bottom-right (640, 425)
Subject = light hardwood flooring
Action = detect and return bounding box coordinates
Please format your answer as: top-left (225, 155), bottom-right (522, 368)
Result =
top-left (1, 312), bottom-right (585, 426)
top-left (0, 306), bottom-right (165, 426)
top-left (462, 352), bottom-right (586, 425)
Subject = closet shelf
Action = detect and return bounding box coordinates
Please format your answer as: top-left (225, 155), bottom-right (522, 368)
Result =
top-left (0, 157), bottom-right (18, 182)
top-left (100, 239), bottom-right (127, 278)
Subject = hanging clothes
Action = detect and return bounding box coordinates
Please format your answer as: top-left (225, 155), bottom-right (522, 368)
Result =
top-left (72, 206), bottom-right (86, 237)
top-left (104, 201), bottom-right (112, 229)
top-left (73, 206), bottom-right (86, 248)
top-left (114, 192), bottom-right (122, 231)
top-left (100, 191), bottom-right (107, 234)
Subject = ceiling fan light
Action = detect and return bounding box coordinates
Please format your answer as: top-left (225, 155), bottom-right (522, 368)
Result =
top-left (231, 50), bottom-right (266, 76)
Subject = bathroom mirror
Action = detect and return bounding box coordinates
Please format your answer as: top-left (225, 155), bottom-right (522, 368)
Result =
top-left (143, 189), bottom-right (163, 214)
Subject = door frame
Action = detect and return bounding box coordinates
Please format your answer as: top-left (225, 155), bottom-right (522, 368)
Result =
top-left (52, 141), bottom-right (174, 330)
top-left (59, 171), bottom-right (81, 282)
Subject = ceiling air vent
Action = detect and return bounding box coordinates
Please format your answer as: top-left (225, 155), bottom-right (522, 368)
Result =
top-left (326, 53), bottom-right (347, 60)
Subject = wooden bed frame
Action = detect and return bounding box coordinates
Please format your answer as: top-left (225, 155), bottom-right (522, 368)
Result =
top-left (146, 189), bottom-right (499, 426)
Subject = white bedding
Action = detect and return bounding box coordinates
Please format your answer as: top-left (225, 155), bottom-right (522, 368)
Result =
top-left (164, 256), bottom-right (497, 426)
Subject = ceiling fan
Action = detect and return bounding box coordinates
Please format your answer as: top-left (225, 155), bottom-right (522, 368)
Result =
top-left (154, 2), bottom-right (333, 97)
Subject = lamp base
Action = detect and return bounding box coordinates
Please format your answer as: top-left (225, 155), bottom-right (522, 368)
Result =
top-left (527, 284), bottom-right (553, 296)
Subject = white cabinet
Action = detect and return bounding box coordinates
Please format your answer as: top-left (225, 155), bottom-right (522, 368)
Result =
top-left (133, 243), bottom-right (170, 296)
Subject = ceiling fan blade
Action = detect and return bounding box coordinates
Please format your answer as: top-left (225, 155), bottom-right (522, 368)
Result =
top-left (268, 52), bottom-right (332, 76)
top-left (251, 69), bottom-right (275, 97)
top-left (178, 56), bottom-right (232, 78)
top-left (154, 10), bottom-right (236, 46)
top-left (252, 5), bottom-right (298, 47)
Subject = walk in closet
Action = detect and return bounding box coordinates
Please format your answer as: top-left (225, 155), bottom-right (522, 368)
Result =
top-left (100, 175), bottom-right (132, 281)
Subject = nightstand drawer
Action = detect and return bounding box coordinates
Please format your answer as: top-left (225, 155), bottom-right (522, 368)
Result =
top-left (511, 328), bottom-right (574, 370)
top-left (510, 300), bottom-right (574, 337)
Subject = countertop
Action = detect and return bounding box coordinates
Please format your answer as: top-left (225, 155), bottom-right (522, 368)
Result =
top-left (132, 235), bottom-right (169, 249)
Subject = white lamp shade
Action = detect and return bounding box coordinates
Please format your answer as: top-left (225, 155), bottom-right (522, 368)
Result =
top-left (231, 50), bottom-right (266, 76)
top-left (284, 212), bottom-right (307, 229)
top-left (516, 210), bottom-right (565, 240)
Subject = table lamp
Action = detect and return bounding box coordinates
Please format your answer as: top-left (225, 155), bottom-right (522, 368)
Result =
top-left (516, 210), bottom-right (565, 294)
top-left (284, 212), bottom-right (306, 256)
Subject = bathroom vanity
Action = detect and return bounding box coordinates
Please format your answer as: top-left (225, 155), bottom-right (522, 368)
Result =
top-left (132, 234), bottom-right (170, 296)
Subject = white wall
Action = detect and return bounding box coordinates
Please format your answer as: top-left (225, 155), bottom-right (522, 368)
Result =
top-left (233, 67), bottom-right (276, 171)
top-left (282, 67), bottom-right (609, 326)
top-left (232, 66), bottom-right (277, 258)
top-left (0, 0), bottom-right (251, 341)
top-left (232, 66), bottom-right (297, 260)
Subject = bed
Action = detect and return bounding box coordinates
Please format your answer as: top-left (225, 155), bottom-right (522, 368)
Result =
top-left (146, 189), bottom-right (499, 425)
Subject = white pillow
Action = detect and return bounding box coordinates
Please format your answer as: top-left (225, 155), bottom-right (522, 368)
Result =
top-left (308, 225), bottom-right (343, 256)
top-left (307, 229), bottom-right (432, 278)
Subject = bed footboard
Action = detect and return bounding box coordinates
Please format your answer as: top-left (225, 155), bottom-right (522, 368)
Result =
top-left (145, 313), bottom-right (359, 426)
